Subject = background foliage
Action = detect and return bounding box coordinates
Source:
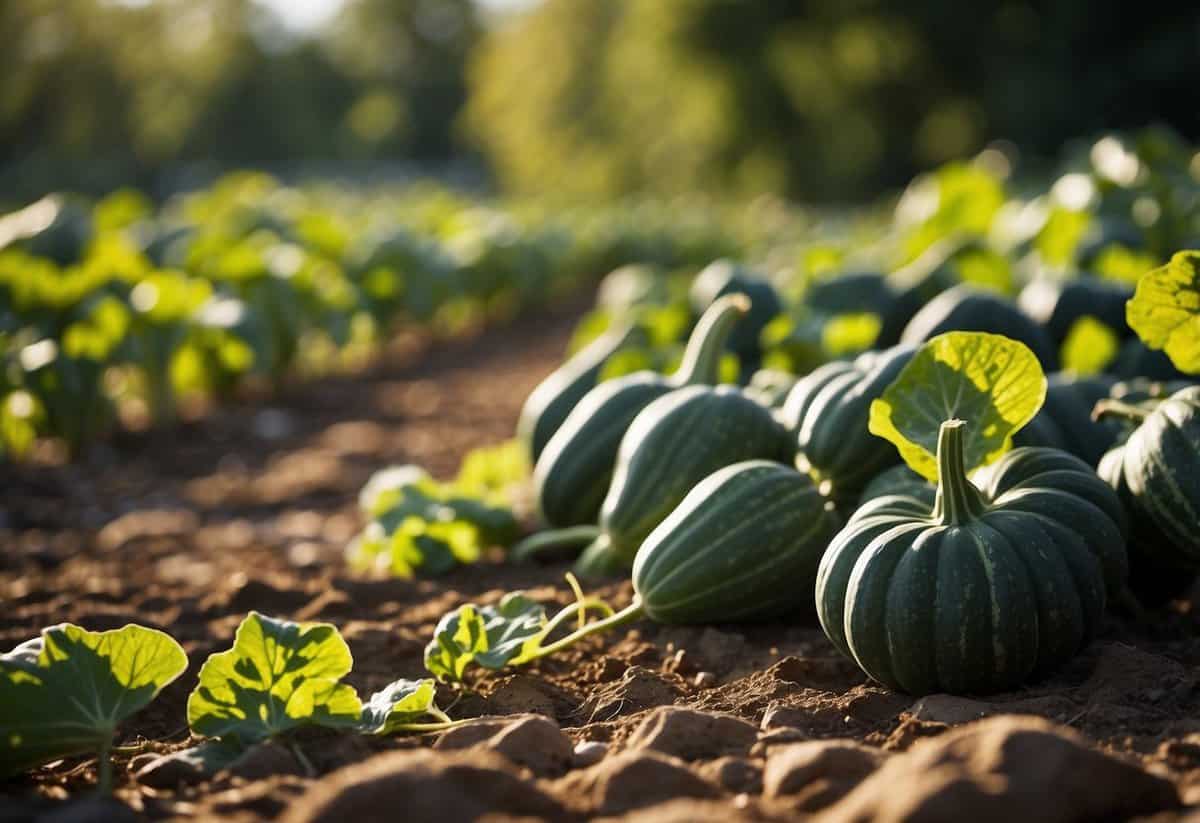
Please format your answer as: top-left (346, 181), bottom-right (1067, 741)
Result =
top-left (1, 0), bottom-right (1196, 203)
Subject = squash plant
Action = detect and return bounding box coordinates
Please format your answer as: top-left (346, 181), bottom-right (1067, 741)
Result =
top-left (0, 623), bottom-right (187, 792)
top-left (427, 458), bottom-right (843, 682)
top-left (816, 331), bottom-right (1128, 695)
top-left (177, 612), bottom-right (472, 775)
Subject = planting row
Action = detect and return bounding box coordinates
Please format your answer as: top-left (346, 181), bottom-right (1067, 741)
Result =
top-left (0, 175), bottom-right (748, 457)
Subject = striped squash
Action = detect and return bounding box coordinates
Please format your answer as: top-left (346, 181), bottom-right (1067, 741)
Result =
top-left (575, 385), bottom-right (792, 576)
top-left (533, 294), bottom-right (747, 527)
top-left (1112, 386), bottom-right (1200, 571)
top-left (781, 343), bottom-right (916, 502)
top-left (632, 460), bottom-right (841, 623)
top-left (816, 420), bottom-right (1127, 696)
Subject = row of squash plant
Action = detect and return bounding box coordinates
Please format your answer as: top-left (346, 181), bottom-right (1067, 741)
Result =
top-left (0, 174), bottom-right (750, 459)
top-left (412, 248), bottom-right (1200, 700)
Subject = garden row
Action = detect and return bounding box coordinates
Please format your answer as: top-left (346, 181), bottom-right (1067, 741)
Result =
top-left (0, 174), bottom-right (748, 458)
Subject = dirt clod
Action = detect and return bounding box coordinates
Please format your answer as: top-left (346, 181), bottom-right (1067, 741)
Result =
top-left (279, 749), bottom-right (563, 823)
top-left (626, 706), bottom-right (759, 761)
top-left (762, 739), bottom-right (885, 800)
top-left (824, 716), bottom-right (1181, 823)
top-left (487, 715), bottom-right (574, 776)
top-left (555, 750), bottom-right (722, 815)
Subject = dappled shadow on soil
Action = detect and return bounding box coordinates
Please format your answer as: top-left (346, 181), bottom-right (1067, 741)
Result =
top-left (2, 296), bottom-right (1200, 821)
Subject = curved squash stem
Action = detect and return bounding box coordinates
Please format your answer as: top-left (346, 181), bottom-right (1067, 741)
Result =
top-left (523, 598), bottom-right (646, 664)
top-left (509, 526), bottom-right (602, 563)
top-left (1091, 399), bottom-right (1153, 423)
top-left (673, 293), bottom-right (750, 386)
top-left (538, 596), bottom-right (615, 642)
top-left (564, 572), bottom-right (587, 630)
top-left (384, 717), bottom-right (484, 734)
top-left (932, 420), bottom-right (988, 525)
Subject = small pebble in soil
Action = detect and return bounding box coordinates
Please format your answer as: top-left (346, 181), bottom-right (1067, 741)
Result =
top-left (694, 671), bottom-right (717, 688)
top-left (573, 741), bottom-right (609, 768)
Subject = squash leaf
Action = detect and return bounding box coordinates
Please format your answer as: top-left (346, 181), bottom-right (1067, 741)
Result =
top-left (424, 594), bottom-right (547, 683)
top-left (1126, 251), bottom-right (1200, 374)
top-left (0, 623), bottom-right (187, 777)
top-left (1061, 316), bottom-right (1119, 375)
top-left (869, 331), bottom-right (1046, 482)
top-left (359, 678), bottom-right (447, 734)
top-left (187, 612), bottom-right (363, 744)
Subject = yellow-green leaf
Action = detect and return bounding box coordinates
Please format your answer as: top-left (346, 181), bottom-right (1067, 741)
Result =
top-left (1061, 316), bottom-right (1119, 376)
top-left (1126, 251), bottom-right (1200, 374)
top-left (868, 331), bottom-right (1047, 482)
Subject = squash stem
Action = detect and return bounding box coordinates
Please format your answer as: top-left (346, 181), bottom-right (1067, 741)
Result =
top-left (524, 598), bottom-right (646, 663)
top-left (96, 736), bottom-right (113, 795)
top-left (932, 420), bottom-right (988, 525)
top-left (509, 526), bottom-right (602, 562)
top-left (1091, 399), bottom-right (1152, 423)
top-left (673, 293), bottom-right (750, 386)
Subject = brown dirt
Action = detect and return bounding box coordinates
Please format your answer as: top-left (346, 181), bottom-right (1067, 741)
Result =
top-left (2, 296), bottom-right (1200, 821)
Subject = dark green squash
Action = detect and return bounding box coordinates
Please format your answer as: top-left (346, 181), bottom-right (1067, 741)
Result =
top-left (901, 284), bottom-right (1060, 370)
top-left (858, 464), bottom-right (932, 507)
top-left (1013, 373), bottom-right (1119, 466)
top-left (802, 271), bottom-right (900, 318)
top-left (533, 294), bottom-right (747, 527)
top-left (689, 260), bottom-right (781, 368)
top-left (1098, 386), bottom-right (1200, 572)
top-left (1111, 339), bottom-right (1193, 381)
top-left (1098, 445), bottom-right (1198, 605)
top-left (816, 420), bottom-right (1127, 695)
top-left (517, 322), bottom-right (644, 463)
top-left (781, 344), bottom-right (916, 502)
top-left (1017, 279), bottom-right (1133, 344)
top-left (633, 460), bottom-right (842, 623)
top-left (573, 385), bottom-right (792, 576)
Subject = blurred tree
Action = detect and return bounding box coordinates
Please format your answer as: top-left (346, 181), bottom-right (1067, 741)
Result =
top-left (466, 0), bottom-right (1200, 200)
top-left (0, 0), bottom-right (480, 201)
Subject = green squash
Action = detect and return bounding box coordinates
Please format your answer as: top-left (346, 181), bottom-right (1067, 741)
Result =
top-left (782, 344), bottom-right (916, 502)
top-left (633, 460), bottom-right (842, 623)
top-left (1098, 445), bottom-right (1198, 605)
top-left (1017, 279), bottom-right (1133, 344)
top-left (575, 385), bottom-right (792, 576)
top-left (901, 284), bottom-right (1060, 370)
top-left (533, 294), bottom-right (747, 527)
top-left (858, 464), bottom-right (932, 507)
top-left (1111, 339), bottom-right (1193, 382)
top-left (517, 322), bottom-right (644, 464)
top-left (802, 271), bottom-right (900, 319)
top-left (1013, 373), bottom-right (1119, 466)
top-left (816, 420), bottom-right (1127, 695)
top-left (1102, 386), bottom-right (1200, 572)
top-left (689, 260), bottom-right (782, 367)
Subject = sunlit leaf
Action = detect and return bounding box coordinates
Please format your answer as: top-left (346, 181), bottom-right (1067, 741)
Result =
top-left (424, 594), bottom-right (547, 683)
top-left (868, 331), bottom-right (1047, 481)
top-left (187, 612), bottom-right (362, 744)
top-left (0, 623), bottom-right (187, 777)
top-left (1126, 251), bottom-right (1200, 374)
top-left (359, 678), bottom-right (445, 734)
top-left (1061, 316), bottom-right (1120, 376)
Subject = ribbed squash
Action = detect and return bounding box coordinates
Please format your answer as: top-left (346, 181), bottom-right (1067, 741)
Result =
top-left (901, 285), bottom-right (1060, 370)
top-left (816, 420), bottom-right (1127, 695)
top-left (781, 344), bottom-right (916, 502)
top-left (1098, 445), bottom-right (1198, 605)
top-left (533, 294), bottom-right (747, 527)
top-left (1102, 386), bottom-right (1200, 572)
top-left (575, 385), bottom-right (792, 576)
top-left (517, 323), bottom-right (642, 463)
top-left (633, 460), bottom-right (842, 623)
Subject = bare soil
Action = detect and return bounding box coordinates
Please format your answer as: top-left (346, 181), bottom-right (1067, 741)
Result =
top-left (2, 297), bottom-right (1200, 822)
